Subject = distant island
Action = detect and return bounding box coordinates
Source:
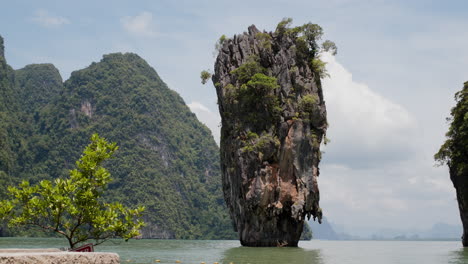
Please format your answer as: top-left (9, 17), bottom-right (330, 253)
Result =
top-left (308, 217), bottom-right (462, 241)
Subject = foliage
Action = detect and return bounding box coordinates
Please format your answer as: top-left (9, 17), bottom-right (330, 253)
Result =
top-left (14, 64), bottom-right (63, 115)
top-left (229, 69), bottom-right (281, 130)
top-left (0, 134), bottom-right (145, 249)
top-left (256, 32), bottom-right (272, 50)
top-left (241, 73), bottom-right (279, 95)
top-left (309, 133), bottom-right (320, 149)
top-left (200, 70), bottom-right (212, 84)
top-left (274, 18), bottom-right (335, 79)
top-left (56, 53), bottom-right (235, 239)
top-left (224, 56), bottom-right (282, 130)
top-left (276, 19), bottom-right (323, 56)
top-left (0, 49), bottom-right (237, 239)
top-left (241, 132), bottom-right (280, 155)
top-left (322, 40), bottom-right (338, 55)
top-left (230, 57), bottom-right (266, 84)
top-left (435, 82), bottom-right (468, 175)
top-left (295, 23), bottom-right (324, 57)
top-left (0, 35), bottom-right (22, 200)
top-left (310, 58), bottom-right (329, 79)
top-left (213, 20), bottom-right (330, 241)
top-left (275, 18), bottom-right (293, 36)
top-left (215, 35), bottom-right (228, 52)
top-left (299, 94), bottom-right (319, 114)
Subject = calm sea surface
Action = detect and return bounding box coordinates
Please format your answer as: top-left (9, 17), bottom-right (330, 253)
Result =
top-left (1, 238), bottom-right (468, 264)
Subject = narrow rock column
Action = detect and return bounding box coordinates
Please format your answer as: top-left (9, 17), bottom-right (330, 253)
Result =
top-left (213, 23), bottom-right (329, 247)
top-left (435, 82), bottom-right (468, 247)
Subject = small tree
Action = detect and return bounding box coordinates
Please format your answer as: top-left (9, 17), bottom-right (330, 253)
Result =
top-left (435, 82), bottom-right (468, 167)
top-left (322, 40), bottom-right (338, 55)
top-left (200, 70), bottom-right (212, 84)
top-left (0, 134), bottom-right (145, 249)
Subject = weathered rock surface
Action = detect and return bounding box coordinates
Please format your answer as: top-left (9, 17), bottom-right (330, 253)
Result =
top-left (437, 82), bottom-right (468, 246)
top-left (213, 25), bottom-right (327, 246)
top-left (454, 167), bottom-right (468, 246)
top-left (454, 83), bottom-right (468, 247)
top-left (0, 249), bottom-right (119, 264)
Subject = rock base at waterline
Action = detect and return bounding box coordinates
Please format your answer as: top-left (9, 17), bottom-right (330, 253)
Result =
top-left (0, 249), bottom-right (119, 264)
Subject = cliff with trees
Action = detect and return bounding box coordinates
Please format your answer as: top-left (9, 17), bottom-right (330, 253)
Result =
top-left (207, 19), bottom-right (335, 246)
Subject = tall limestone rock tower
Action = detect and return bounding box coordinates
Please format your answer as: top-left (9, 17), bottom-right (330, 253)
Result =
top-left (211, 19), bottom-right (335, 246)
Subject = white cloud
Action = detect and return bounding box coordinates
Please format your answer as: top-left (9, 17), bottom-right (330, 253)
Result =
top-left (121, 12), bottom-right (157, 37)
top-left (313, 53), bottom-right (459, 233)
top-left (321, 52), bottom-right (416, 168)
top-left (188, 101), bottom-right (210, 112)
top-left (319, 159), bottom-right (459, 234)
top-left (32, 9), bottom-right (69, 28)
top-left (188, 101), bottom-right (221, 145)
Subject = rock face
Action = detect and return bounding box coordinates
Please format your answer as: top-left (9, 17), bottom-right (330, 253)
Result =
top-left (0, 250), bottom-right (119, 264)
top-left (452, 157), bottom-right (468, 246)
top-left (436, 82), bottom-right (468, 246)
top-left (453, 83), bottom-right (468, 247)
top-left (213, 24), bottom-right (328, 246)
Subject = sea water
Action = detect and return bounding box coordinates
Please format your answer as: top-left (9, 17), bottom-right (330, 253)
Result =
top-left (0, 237), bottom-right (467, 264)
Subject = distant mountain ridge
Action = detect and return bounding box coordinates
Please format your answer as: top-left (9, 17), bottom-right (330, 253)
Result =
top-left (370, 222), bottom-right (462, 240)
top-left (308, 217), bottom-right (462, 240)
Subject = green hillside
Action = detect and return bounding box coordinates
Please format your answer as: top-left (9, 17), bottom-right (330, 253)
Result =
top-left (47, 52), bottom-right (235, 239)
top-left (0, 35), bottom-right (20, 198)
top-left (0, 35), bottom-right (235, 239)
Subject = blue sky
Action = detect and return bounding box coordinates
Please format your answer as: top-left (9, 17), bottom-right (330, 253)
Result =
top-left (1, 0), bottom-right (468, 236)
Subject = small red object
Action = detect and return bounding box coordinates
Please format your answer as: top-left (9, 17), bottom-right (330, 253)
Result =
top-left (70, 243), bottom-right (94, 252)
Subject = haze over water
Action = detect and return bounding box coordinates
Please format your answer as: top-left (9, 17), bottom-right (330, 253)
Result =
top-left (1, 238), bottom-right (468, 264)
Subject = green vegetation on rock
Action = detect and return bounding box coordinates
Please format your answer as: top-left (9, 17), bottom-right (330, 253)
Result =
top-left (322, 40), bottom-right (338, 55)
top-left (225, 57), bottom-right (281, 131)
top-left (435, 82), bottom-right (468, 169)
top-left (200, 70), bottom-right (212, 84)
top-left (435, 82), bottom-right (468, 246)
top-left (299, 94), bottom-right (319, 116)
top-left (215, 35), bottom-right (228, 52)
top-left (210, 19), bottom-right (334, 246)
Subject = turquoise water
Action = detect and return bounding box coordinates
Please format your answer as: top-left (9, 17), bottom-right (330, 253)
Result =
top-left (1, 238), bottom-right (468, 264)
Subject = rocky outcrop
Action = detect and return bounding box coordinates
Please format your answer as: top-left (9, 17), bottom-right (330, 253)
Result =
top-left (213, 23), bottom-right (328, 246)
top-left (453, 83), bottom-right (468, 247)
top-left (0, 249), bottom-right (119, 264)
top-left (436, 82), bottom-right (468, 246)
top-left (453, 166), bottom-right (468, 246)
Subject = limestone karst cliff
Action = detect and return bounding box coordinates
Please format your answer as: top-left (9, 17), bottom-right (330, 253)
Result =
top-left (212, 20), bottom-right (334, 246)
top-left (0, 34), bottom-right (236, 239)
top-left (436, 82), bottom-right (468, 246)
